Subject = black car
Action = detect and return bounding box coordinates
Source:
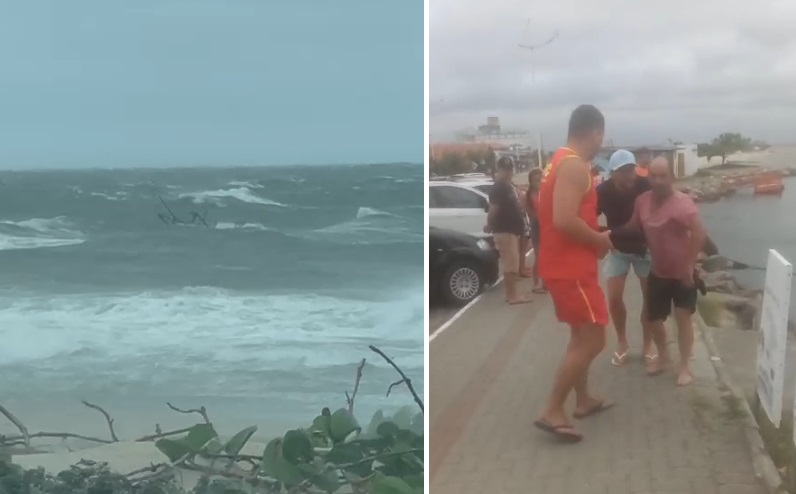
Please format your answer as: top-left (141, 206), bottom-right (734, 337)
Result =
top-left (430, 226), bottom-right (500, 306)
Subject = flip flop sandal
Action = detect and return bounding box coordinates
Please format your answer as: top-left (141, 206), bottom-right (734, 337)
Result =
top-left (645, 354), bottom-right (658, 363)
top-left (532, 288), bottom-right (548, 294)
top-left (611, 350), bottom-right (629, 366)
top-left (507, 298), bottom-right (533, 305)
top-left (534, 420), bottom-right (583, 443)
top-left (573, 400), bottom-right (615, 420)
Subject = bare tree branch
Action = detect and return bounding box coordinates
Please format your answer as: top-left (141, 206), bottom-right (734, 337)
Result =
top-left (81, 401), bottom-right (119, 442)
top-left (345, 358), bottom-right (366, 414)
top-left (3, 431), bottom-right (112, 445)
top-left (166, 402), bottom-right (211, 424)
top-left (368, 345), bottom-right (424, 412)
top-left (0, 404), bottom-right (30, 447)
top-left (136, 425), bottom-right (195, 442)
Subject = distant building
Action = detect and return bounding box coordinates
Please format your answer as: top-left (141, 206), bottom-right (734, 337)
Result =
top-left (458, 117), bottom-right (531, 148)
top-left (595, 144), bottom-right (700, 178)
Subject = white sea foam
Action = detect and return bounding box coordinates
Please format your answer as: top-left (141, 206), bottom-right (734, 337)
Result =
top-left (214, 222), bottom-right (272, 231)
top-left (0, 286), bottom-right (424, 399)
top-left (355, 206), bottom-right (393, 219)
top-left (227, 180), bottom-right (264, 189)
top-left (0, 217), bottom-right (85, 251)
top-left (179, 187), bottom-right (285, 207)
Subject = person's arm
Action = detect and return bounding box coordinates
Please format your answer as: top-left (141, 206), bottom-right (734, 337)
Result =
top-left (595, 183), bottom-right (604, 218)
top-left (486, 186), bottom-right (502, 230)
top-left (682, 199), bottom-right (706, 283)
top-left (614, 195), bottom-right (642, 232)
top-left (552, 157), bottom-right (610, 249)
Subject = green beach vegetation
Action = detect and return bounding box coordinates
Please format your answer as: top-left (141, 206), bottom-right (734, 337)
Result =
top-left (0, 346), bottom-right (424, 494)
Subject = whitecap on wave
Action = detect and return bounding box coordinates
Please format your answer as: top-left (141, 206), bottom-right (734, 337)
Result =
top-left (179, 187), bottom-right (285, 207)
top-left (0, 286), bottom-right (423, 387)
top-left (214, 221), bottom-right (272, 231)
top-left (0, 217), bottom-right (86, 251)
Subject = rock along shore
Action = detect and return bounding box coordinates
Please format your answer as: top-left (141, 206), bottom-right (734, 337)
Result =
top-left (687, 163), bottom-right (796, 331)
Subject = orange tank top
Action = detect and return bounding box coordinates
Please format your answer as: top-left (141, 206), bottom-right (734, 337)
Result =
top-left (537, 147), bottom-right (600, 280)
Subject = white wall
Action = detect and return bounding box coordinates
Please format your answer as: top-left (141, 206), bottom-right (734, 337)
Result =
top-left (676, 144), bottom-right (700, 177)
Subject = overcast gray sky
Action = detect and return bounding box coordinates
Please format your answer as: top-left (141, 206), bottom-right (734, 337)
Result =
top-left (0, 0), bottom-right (422, 169)
top-left (431, 0), bottom-right (796, 145)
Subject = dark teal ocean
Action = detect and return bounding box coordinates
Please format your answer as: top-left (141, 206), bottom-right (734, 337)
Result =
top-left (0, 163), bottom-right (423, 434)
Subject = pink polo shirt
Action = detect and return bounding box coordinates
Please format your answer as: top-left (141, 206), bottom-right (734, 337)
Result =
top-left (631, 190), bottom-right (698, 279)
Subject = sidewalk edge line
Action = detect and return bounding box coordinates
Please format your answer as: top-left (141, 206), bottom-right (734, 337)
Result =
top-left (693, 313), bottom-right (785, 494)
top-left (429, 248), bottom-right (533, 344)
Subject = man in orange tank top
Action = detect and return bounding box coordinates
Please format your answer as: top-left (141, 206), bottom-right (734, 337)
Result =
top-left (534, 104), bottom-right (614, 443)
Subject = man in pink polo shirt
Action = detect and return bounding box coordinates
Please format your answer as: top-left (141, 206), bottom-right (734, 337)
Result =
top-left (624, 156), bottom-right (706, 386)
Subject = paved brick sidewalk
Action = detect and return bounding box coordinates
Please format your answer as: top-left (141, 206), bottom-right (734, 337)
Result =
top-left (429, 280), bottom-right (767, 494)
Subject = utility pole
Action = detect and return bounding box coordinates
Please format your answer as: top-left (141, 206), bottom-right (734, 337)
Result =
top-left (518, 21), bottom-right (558, 169)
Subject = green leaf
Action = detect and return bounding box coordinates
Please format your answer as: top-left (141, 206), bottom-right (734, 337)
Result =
top-left (410, 412), bottom-right (424, 436)
top-left (393, 430), bottom-right (415, 452)
top-left (325, 442), bottom-right (372, 477)
top-left (311, 414), bottom-right (331, 436)
top-left (224, 425), bottom-right (257, 456)
top-left (297, 458), bottom-right (340, 494)
top-left (155, 438), bottom-right (192, 462)
top-left (183, 423), bottom-right (218, 451)
top-left (371, 475), bottom-right (415, 494)
top-left (376, 421), bottom-right (400, 438)
top-left (204, 438), bottom-right (225, 455)
top-left (403, 473), bottom-right (424, 488)
top-left (391, 406), bottom-right (414, 430)
top-left (261, 438), bottom-right (306, 487)
top-left (282, 429), bottom-right (314, 464)
top-left (329, 408), bottom-right (360, 443)
top-left (367, 410), bottom-right (385, 436)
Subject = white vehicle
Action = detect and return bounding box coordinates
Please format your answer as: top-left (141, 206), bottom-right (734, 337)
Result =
top-left (450, 178), bottom-right (494, 196)
top-left (429, 181), bottom-right (490, 238)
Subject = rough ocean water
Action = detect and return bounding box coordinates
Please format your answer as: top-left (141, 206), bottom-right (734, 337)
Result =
top-left (700, 175), bottom-right (796, 319)
top-left (0, 163), bottom-right (423, 437)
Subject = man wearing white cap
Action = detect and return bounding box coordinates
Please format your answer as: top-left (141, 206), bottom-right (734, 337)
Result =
top-left (596, 149), bottom-right (655, 368)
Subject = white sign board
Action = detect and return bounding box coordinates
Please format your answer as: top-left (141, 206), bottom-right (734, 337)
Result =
top-left (756, 249), bottom-right (792, 428)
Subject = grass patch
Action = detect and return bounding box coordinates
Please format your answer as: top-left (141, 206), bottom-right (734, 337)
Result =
top-left (697, 295), bottom-right (725, 328)
top-left (720, 394), bottom-right (746, 421)
top-left (689, 392), bottom-right (715, 432)
top-left (755, 403), bottom-right (794, 484)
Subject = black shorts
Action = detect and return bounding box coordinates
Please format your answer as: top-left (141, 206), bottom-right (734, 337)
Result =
top-left (530, 218), bottom-right (540, 246)
top-left (646, 272), bottom-right (697, 322)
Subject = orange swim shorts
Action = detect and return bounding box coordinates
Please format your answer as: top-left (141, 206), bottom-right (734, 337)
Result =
top-left (544, 277), bottom-right (609, 327)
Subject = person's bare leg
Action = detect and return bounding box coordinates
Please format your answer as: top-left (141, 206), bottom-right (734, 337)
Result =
top-left (504, 272), bottom-right (519, 301)
top-left (573, 324), bottom-right (609, 415)
top-left (606, 275), bottom-right (628, 361)
top-left (645, 319), bottom-right (672, 375)
top-left (519, 236), bottom-right (532, 277)
top-left (540, 324), bottom-right (604, 427)
top-left (638, 276), bottom-right (653, 358)
top-left (674, 308), bottom-right (695, 386)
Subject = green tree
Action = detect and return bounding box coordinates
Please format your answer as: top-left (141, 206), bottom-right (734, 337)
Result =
top-left (699, 132), bottom-right (753, 164)
top-left (430, 153), bottom-right (471, 176)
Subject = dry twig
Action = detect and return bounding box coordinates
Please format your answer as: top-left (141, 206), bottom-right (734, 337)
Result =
top-left (368, 345), bottom-right (424, 412)
top-left (81, 400), bottom-right (119, 442)
top-left (166, 402), bottom-right (211, 424)
top-left (0, 404), bottom-right (30, 447)
top-left (345, 358), bottom-right (367, 414)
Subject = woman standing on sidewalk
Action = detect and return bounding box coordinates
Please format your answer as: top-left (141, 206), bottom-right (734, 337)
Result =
top-left (526, 168), bottom-right (546, 293)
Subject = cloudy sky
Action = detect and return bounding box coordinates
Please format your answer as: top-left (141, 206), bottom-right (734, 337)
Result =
top-left (431, 0), bottom-right (796, 146)
top-left (0, 0), bottom-right (423, 168)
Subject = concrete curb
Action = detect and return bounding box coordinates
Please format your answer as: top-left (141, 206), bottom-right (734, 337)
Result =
top-left (693, 313), bottom-right (787, 493)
